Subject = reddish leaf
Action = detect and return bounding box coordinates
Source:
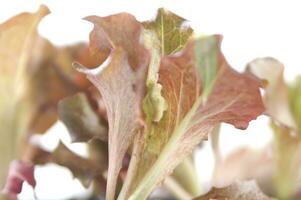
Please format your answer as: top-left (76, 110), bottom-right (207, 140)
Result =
top-left (75, 12), bottom-right (150, 200)
top-left (1, 160), bottom-right (35, 200)
top-left (127, 36), bottom-right (264, 199)
top-left (194, 180), bottom-right (275, 200)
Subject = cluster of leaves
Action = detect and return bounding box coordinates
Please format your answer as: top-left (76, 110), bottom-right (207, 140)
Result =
top-left (0, 4), bottom-right (300, 200)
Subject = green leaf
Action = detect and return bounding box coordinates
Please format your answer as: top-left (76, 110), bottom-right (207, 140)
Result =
top-left (194, 36), bottom-right (219, 101)
top-left (143, 8), bottom-right (193, 55)
top-left (289, 76), bottom-right (301, 133)
top-left (271, 122), bottom-right (301, 199)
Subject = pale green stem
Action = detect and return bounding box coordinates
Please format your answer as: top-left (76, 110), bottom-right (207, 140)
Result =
top-left (172, 157), bottom-right (201, 196)
top-left (164, 176), bottom-right (192, 200)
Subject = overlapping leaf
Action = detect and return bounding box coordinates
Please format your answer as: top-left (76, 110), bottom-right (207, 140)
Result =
top-left (143, 10), bottom-right (198, 194)
top-left (142, 8), bottom-right (193, 123)
top-left (119, 9), bottom-right (196, 199)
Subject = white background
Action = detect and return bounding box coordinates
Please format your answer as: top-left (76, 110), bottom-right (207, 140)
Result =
top-left (1, 0), bottom-right (301, 199)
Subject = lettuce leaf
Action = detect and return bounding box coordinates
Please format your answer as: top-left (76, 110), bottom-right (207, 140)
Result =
top-left (247, 57), bottom-right (296, 128)
top-left (125, 36), bottom-right (264, 200)
top-left (0, 5), bottom-right (49, 190)
top-left (74, 12), bottom-right (150, 200)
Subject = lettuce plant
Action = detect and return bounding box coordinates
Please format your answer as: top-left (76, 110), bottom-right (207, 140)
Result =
top-left (0, 5), bottom-right (300, 200)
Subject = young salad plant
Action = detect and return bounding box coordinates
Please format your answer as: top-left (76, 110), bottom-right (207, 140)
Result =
top-left (1, 4), bottom-right (300, 200)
